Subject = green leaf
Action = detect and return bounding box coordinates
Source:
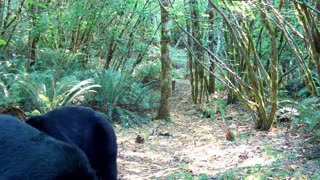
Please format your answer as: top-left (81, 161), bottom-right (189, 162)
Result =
top-left (38, 3), bottom-right (47, 9)
top-left (0, 39), bottom-right (6, 45)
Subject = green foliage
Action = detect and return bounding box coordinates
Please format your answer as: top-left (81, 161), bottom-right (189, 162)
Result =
top-left (244, 173), bottom-right (265, 180)
top-left (0, 39), bottom-right (6, 45)
top-left (35, 49), bottom-right (84, 71)
top-left (201, 99), bottom-right (228, 119)
top-left (95, 69), bottom-right (131, 104)
top-left (18, 70), bottom-right (100, 113)
top-left (213, 99), bottom-right (227, 117)
top-left (0, 62), bottom-right (26, 106)
top-left (264, 145), bottom-right (279, 158)
top-left (94, 68), bottom-right (154, 126)
top-left (171, 48), bottom-right (187, 69)
top-left (217, 171), bottom-right (238, 180)
top-left (297, 87), bottom-right (310, 98)
top-left (216, 160), bottom-right (315, 179)
top-left (0, 82), bottom-right (13, 106)
top-left (140, 46), bottom-right (189, 81)
top-left (134, 60), bottom-right (161, 83)
top-left (26, 109), bottom-right (41, 116)
top-left (215, 82), bottom-right (226, 92)
top-left (164, 172), bottom-right (209, 180)
top-left (106, 103), bottom-right (150, 127)
top-left (172, 68), bottom-right (189, 79)
top-left (238, 134), bottom-right (251, 140)
top-left (202, 107), bottom-right (215, 119)
top-left (170, 48), bottom-right (189, 80)
top-left (291, 97), bottom-right (320, 144)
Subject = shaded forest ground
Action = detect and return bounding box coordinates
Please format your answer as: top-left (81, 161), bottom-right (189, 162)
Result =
top-left (0, 79), bottom-right (318, 179)
top-left (116, 79), bottom-right (320, 179)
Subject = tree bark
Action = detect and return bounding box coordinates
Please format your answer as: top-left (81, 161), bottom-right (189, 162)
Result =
top-left (157, 0), bottom-right (172, 121)
top-left (207, 0), bottom-right (215, 94)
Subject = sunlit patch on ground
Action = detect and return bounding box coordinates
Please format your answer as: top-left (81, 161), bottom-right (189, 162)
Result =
top-left (116, 79), bottom-right (320, 179)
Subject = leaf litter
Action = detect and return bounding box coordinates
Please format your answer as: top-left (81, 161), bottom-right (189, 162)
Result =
top-left (116, 79), bottom-right (320, 179)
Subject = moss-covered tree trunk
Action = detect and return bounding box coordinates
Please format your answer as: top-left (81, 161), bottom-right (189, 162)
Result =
top-left (189, 0), bottom-right (205, 104)
top-left (293, 0), bottom-right (320, 91)
top-left (207, 0), bottom-right (215, 94)
top-left (185, 0), bottom-right (196, 103)
top-left (157, 0), bottom-right (172, 121)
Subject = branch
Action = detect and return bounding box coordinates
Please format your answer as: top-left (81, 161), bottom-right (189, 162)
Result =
top-left (292, 0), bottom-right (320, 14)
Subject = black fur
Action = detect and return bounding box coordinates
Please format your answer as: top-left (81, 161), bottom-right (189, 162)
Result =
top-left (27, 106), bottom-right (118, 180)
top-left (0, 115), bottom-right (97, 180)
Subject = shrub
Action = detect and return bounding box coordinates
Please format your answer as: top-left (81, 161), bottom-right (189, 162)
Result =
top-left (93, 68), bottom-right (154, 127)
top-left (0, 60), bottom-right (26, 106)
top-left (18, 70), bottom-right (100, 113)
top-left (134, 60), bottom-right (161, 83)
top-left (291, 97), bottom-right (320, 144)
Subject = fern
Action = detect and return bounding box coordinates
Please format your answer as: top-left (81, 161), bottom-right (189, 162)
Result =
top-left (35, 48), bottom-right (85, 72)
top-left (0, 62), bottom-right (27, 106)
top-left (292, 97), bottom-right (320, 144)
top-left (18, 71), bottom-right (100, 113)
top-left (0, 81), bottom-right (12, 106)
top-left (134, 60), bottom-right (161, 82)
top-left (59, 79), bottom-right (100, 106)
top-left (93, 68), bottom-right (153, 126)
top-left (95, 69), bottom-right (130, 104)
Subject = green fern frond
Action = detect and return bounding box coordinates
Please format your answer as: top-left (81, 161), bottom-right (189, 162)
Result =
top-left (19, 71), bottom-right (100, 113)
top-left (107, 103), bottom-right (115, 119)
top-left (92, 66), bottom-right (155, 126)
top-left (292, 97), bottom-right (320, 144)
top-left (60, 79), bottom-right (101, 106)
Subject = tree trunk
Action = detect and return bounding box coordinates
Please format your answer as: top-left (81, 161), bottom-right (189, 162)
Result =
top-left (157, 0), bottom-right (172, 121)
top-left (190, 0), bottom-right (205, 104)
top-left (207, 0), bottom-right (215, 94)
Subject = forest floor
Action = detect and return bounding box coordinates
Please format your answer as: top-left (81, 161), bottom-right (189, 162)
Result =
top-left (1, 79), bottom-right (318, 179)
top-left (116, 79), bottom-right (320, 180)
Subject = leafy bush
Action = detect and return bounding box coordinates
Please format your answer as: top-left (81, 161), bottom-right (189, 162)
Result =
top-left (171, 48), bottom-right (189, 79)
top-left (216, 81), bottom-right (226, 92)
top-left (134, 60), bottom-right (161, 83)
top-left (35, 48), bottom-right (86, 72)
top-left (0, 80), bottom-right (12, 106)
top-left (18, 70), bottom-right (100, 113)
top-left (172, 68), bottom-right (189, 79)
top-left (94, 68), bottom-right (154, 127)
top-left (165, 172), bottom-right (209, 180)
top-left (214, 99), bottom-right (228, 117)
top-left (171, 48), bottom-right (187, 69)
top-left (0, 60), bottom-right (26, 106)
top-left (291, 97), bottom-right (320, 144)
top-left (217, 171), bottom-right (238, 180)
top-left (94, 69), bottom-right (131, 104)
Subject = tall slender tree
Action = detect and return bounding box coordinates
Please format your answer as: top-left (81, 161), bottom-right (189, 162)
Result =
top-left (157, 0), bottom-right (172, 121)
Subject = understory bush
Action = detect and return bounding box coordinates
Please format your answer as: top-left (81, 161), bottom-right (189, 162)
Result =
top-left (134, 60), bottom-right (161, 83)
top-left (93, 68), bottom-right (156, 127)
top-left (1, 50), bottom-right (159, 127)
top-left (0, 60), bottom-right (28, 106)
top-left (291, 97), bottom-right (320, 144)
top-left (18, 70), bottom-right (100, 113)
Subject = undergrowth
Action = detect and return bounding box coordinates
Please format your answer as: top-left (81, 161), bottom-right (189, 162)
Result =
top-left (18, 70), bottom-right (100, 114)
top-left (0, 48), bottom-right (160, 126)
top-left (291, 96), bottom-right (320, 144)
top-left (93, 68), bottom-right (155, 127)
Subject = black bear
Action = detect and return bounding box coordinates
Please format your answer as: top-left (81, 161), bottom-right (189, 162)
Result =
top-left (26, 106), bottom-right (118, 180)
top-left (0, 114), bottom-right (97, 180)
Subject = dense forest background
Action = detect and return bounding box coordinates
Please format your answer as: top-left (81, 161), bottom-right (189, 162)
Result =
top-left (1, 0), bottom-right (320, 177)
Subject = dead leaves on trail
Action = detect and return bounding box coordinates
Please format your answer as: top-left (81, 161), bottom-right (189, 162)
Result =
top-left (116, 79), bottom-right (320, 179)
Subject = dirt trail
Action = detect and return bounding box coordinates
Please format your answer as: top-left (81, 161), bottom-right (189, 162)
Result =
top-left (116, 79), bottom-right (318, 179)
